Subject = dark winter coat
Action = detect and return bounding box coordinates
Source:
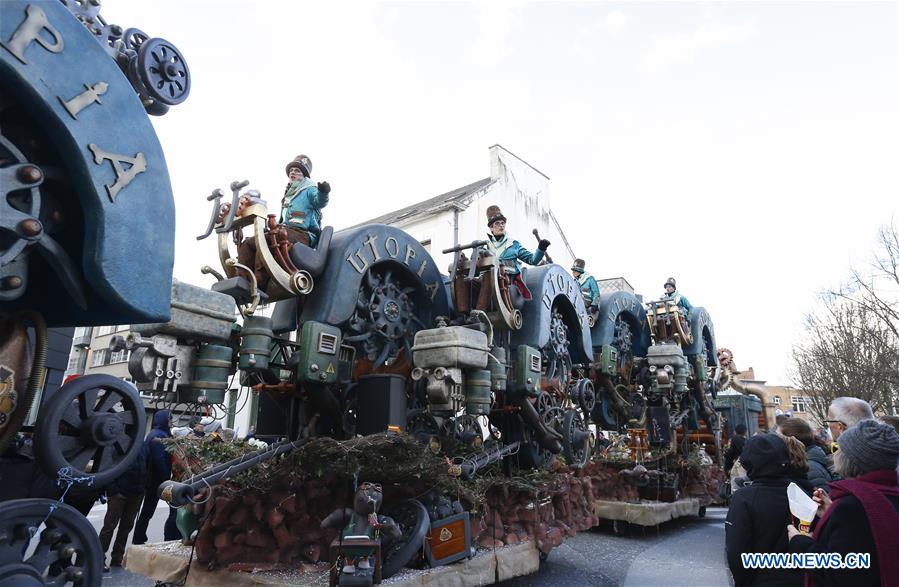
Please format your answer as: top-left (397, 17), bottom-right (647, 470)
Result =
top-left (145, 410), bottom-right (172, 487)
top-left (107, 440), bottom-right (148, 496)
top-left (805, 445), bottom-right (834, 491)
top-left (726, 434), bottom-right (805, 587)
top-left (725, 434), bottom-right (747, 474)
top-left (790, 470), bottom-right (899, 587)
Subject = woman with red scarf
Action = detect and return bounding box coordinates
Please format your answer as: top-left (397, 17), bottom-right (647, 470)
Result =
top-left (788, 419), bottom-right (899, 587)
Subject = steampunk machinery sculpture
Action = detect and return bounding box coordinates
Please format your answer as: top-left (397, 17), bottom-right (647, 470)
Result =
top-left (588, 288), bottom-right (721, 460)
top-left (0, 1), bottom-right (190, 584)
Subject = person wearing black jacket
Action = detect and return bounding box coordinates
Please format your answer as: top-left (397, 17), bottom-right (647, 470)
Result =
top-left (725, 433), bottom-right (804, 587)
top-left (779, 418), bottom-right (834, 492)
top-left (98, 441), bottom-right (148, 570)
top-left (724, 424), bottom-right (748, 475)
top-left (132, 410), bottom-right (181, 544)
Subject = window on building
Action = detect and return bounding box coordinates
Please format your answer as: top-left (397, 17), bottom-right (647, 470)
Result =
top-left (96, 325), bottom-right (115, 336)
top-left (773, 396), bottom-right (782, 406)
top-left (66, 350), bottom-right (82, 372)
top-left (791, 396), bottom-right (809, 413)
top-left (110, 349), bottom-right (131, 364)
top-left (116, 324), bottom-right (130, 332)
top-left (91, 349), bottom-right (109, 367)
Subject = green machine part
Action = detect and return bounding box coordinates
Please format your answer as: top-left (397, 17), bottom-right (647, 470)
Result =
top-left (297, 321), bottom-right (342, 385)
top-left (694, 354), bottom-right (708, 381)
top-left (465, 369), bottom-right (492, 415)
top-left (239, 315), bottom-right (274, 371)
top-left (596, 345), bottom-right (619, 377)
top-left (187, 343), bottom-right (233, 404)
top-left (513, 345), bottom-right (542, 397)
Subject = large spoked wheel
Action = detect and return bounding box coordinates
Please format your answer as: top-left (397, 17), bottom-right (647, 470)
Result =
top-left (381, 499), bottom-right (429, 579)
top-left (346, 266), bottom-right (424, 369)
top-left (543, 308), bottom-right (572, 387)
top-left (0, 498), bottom-right (102, 586)
top-left (136, 37), bottom-right (191, 106)
top-left (34, 375), bottom-right (145, 487)
top-left (562, 409), bottom-right (591, 469)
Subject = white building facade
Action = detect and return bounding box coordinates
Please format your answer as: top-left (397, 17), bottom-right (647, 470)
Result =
top-left (351, 145), bottom-right (576, 275)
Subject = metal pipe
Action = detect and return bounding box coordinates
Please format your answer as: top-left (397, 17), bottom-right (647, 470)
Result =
top-left (159, 437), bottom-right (309, 506)
top-left (460, 441), bottom-right (520, 480)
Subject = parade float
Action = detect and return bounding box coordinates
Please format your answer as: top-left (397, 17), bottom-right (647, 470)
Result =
top-left (112, 173), bottom-right (724, 584)
top-left (1, 3), bottom-right (722, 586)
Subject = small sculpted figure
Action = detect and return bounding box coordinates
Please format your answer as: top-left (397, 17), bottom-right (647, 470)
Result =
top-left (321, 482), bottom-right (401, 576)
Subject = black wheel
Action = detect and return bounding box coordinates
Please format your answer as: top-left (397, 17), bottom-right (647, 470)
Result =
top-left (345, 266), bottom-right (425, 369)
top-left (611, 519), bottom-right (628, 536)
top-left (543, 308), bottom-right (572, 387)
top-left (406, 409), bottom-right (439, 446)
top-left (121, 27), bottom-right (149, 52)
top-left (0, 498), bottom-right (102, 586)
top-left (135, 37), bottom-right (190, 106)
top-left (593, 393), bottom-right (620, 431)
top-left (507, 420), bottom-right (549, 470)
top-left (381, 499), bottom-right (429, 579)
top-left (562, 409), bottom-right (591, 469)
top-left (698, 506), bottom-right (707, 518)
top-left (34, 374), bottom-right (145, 486)
top-left (442, 414), bottom-right (484, 450)
top-left (571, 378), bottom-right (596, 415)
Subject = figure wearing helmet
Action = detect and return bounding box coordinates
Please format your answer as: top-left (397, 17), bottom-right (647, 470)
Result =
top-left (234, 155), bottom-right (331, 291)
top-left (485, 205), bottom-right (550, 301)
top-left (661, 277), bottom-right (693, 319)
top-left (281, 154), bottom-right (331, 247)
top-left (571, 258), bottom-right (600, 312)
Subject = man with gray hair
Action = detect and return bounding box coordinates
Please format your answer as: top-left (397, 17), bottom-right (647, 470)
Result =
top-left (824, 396), bottom-right (875, 442)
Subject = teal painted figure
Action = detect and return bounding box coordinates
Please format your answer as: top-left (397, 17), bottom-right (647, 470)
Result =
top-left (571, 258), bottom-right (600, 309)
top-left (662, 277), bottom-right (693, 318)
top-left (485, 205), bottom-right (549, 301)
top-left (279, 154), bottom-right (331, 247)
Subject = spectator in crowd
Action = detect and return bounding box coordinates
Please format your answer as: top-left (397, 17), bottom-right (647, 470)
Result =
top-left (814, 428), bottom-right (833, 455)
top-left (779, 418), bottom-right (834, 491)
top-left (132, 410), bottom-right (181, 544)
top-left (788, 420), bottom-right (899, 587)
top-left (724, 424), bottom-right (748, 476)
top-left (824, 397), bottom-right (874, 442)
top-left (726, 434), bottom-right (803, 586)
top-left (780, 433), bottom-right (815, 494)
top-left (879, 414), bottom-right (899, 435)
top-left (98, 439), bottom-right (147, 571)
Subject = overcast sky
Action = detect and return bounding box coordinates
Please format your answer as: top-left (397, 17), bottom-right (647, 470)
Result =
top-left (104, 1), bottom-right (898, 385)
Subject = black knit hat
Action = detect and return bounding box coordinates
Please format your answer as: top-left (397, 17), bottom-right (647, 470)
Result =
top-left (486, 205), bottom-right (506, 227)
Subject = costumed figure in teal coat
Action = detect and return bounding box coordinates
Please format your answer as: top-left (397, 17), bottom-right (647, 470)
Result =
top-left (235, 154), bottom-right (331, 291)
top-left (661, 277), bottom-right (693, 318)
top-left (280, 154), bottom-right (330, 248)
top-left (485, 205), bottom-right (549, 301)
top-left (571, 258), bottom-right (600, 311)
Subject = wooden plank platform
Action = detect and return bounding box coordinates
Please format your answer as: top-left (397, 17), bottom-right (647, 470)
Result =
top-left (124, 539), bottom-right (539, 586)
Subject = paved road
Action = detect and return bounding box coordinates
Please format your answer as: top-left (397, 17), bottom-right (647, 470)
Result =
top-left (89, 504), bottom-right (733, 586)
top-left (501, 507), bottom-right (734, 587)
top-left (86, 500), bottom-right (166, 586)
